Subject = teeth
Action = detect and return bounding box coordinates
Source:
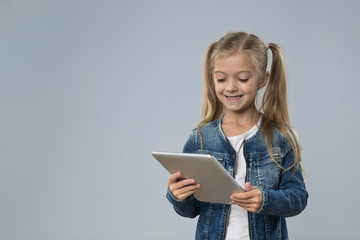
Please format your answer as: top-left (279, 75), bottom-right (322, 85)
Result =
top-left (227, 96), bottom-right (241, 99)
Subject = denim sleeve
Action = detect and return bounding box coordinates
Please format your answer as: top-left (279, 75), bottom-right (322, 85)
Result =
top-left (256, 147), bottom-right (308, 217)
top-left (165, 130), bottom-right (200, 218)
top-left (166, 188), bottom-right (200, 218)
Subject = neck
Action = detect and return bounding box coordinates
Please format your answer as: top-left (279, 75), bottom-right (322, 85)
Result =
top-left (223, 106), bottom-right (260, 126)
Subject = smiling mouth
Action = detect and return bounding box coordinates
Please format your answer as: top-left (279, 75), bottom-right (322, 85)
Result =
top-left (225, 95), bottom-right (243, 103)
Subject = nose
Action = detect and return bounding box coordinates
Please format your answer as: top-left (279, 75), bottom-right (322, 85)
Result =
top-left (226, 78), bottom-right (238, 92)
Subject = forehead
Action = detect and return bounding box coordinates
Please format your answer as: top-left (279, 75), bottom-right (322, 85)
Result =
top-left (213, 51), bottom-right (254, 73)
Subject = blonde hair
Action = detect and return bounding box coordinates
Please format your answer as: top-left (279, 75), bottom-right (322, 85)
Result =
top-left (198, 32), bottom-right (301, 171)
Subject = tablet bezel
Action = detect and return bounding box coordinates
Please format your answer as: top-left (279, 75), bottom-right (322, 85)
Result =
top-left (152, 151), bottom-right (244, 204)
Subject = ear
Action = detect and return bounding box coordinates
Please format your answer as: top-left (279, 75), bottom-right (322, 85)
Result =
top-left (258, 71), bottom-right (269, 89)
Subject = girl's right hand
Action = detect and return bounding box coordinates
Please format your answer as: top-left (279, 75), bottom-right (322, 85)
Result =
top-left (168, 172), bottom-right (200, 201)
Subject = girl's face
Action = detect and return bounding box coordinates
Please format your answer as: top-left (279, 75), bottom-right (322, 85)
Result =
top-left (213, 52), bottom-right (268, 116)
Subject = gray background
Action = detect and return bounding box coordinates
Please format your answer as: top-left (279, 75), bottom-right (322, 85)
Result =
top-left (1, 0), bottom-right (359, 239)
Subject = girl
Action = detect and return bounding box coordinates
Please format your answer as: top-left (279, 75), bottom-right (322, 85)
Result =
top-left (166, 32), bottom-right (308, 240)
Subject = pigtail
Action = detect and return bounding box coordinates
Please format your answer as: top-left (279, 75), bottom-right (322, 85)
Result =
top-left (199, 42), bottom-right (224, 127)
top-left (261, 43), bottom-right (302, 171)
top-left (197, 42), bottom-right (224, 151)
top-left (262, 43), bottom-right (289, 125)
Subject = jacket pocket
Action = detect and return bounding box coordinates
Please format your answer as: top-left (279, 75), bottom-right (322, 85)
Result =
top-left (194, 149), bottom-right (228, 168)
top-left (253, 148), bottom-right (283, 190)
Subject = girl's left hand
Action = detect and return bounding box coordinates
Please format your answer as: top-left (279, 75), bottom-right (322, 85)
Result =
top-left (230, 182), bottom-right (263, 213)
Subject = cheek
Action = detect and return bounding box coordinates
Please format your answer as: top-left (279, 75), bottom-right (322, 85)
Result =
top-left (243, 85), bottom-right (257, 94)
top-left (245, 81), bottom-right (260, 93)
top-left (214, 83), bottom-right (223, 95)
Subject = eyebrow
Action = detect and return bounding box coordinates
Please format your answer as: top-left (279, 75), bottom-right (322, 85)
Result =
top-left (214, 70), bottom-right (251, 74)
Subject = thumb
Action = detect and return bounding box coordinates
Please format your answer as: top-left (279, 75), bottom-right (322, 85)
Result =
top-left (245, 182), bottom-right (251, 192)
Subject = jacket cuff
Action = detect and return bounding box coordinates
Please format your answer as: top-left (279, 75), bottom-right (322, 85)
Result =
top-left (255, 187), bottom-right (268, 214)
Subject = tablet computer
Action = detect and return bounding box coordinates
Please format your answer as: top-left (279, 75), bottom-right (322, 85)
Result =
top-left (152, 151), bottom-right (244, 204)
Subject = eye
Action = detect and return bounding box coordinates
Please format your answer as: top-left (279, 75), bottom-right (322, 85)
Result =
top-left (217, 78), bottom-right (225, 82)
top-left (238, 78), bottom-right (249, 82)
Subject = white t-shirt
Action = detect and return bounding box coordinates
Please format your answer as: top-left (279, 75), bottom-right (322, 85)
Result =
top-left (225, 123), bottom-right (259, 240)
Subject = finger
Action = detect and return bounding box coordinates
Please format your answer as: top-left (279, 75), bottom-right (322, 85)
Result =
top-left (231, 194), bottom-right (262, 206)
top-left (168, 172), bottom-right (182, 184)
top-left (231, 197), bottom-right (255, 205)
top-left (171, 178), bottom-right (197, 190)
top-left (169, 178), bottom-right (198, 197)
top-left (245, 182), bottom-right (251, 192)
top-left (173, 184), bottom-right (200, 200)
top-left (231, 191), bottom-right (255, 201)
top-left (231, 196), bottom-right (261, 205)
top-left (176, 189), bottom-right (197, 200)
top-left (175, 182), bottom-right (199, 194)
top-left (231, 197), bottom-right (261, 208)
top-left (232, 187), bottom-right (262, 199)
top-left (242, 203), bottom-right (261, 213)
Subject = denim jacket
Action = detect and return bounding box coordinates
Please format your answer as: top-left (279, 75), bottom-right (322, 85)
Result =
top-left (166, 115), bottom-right (308, 240)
